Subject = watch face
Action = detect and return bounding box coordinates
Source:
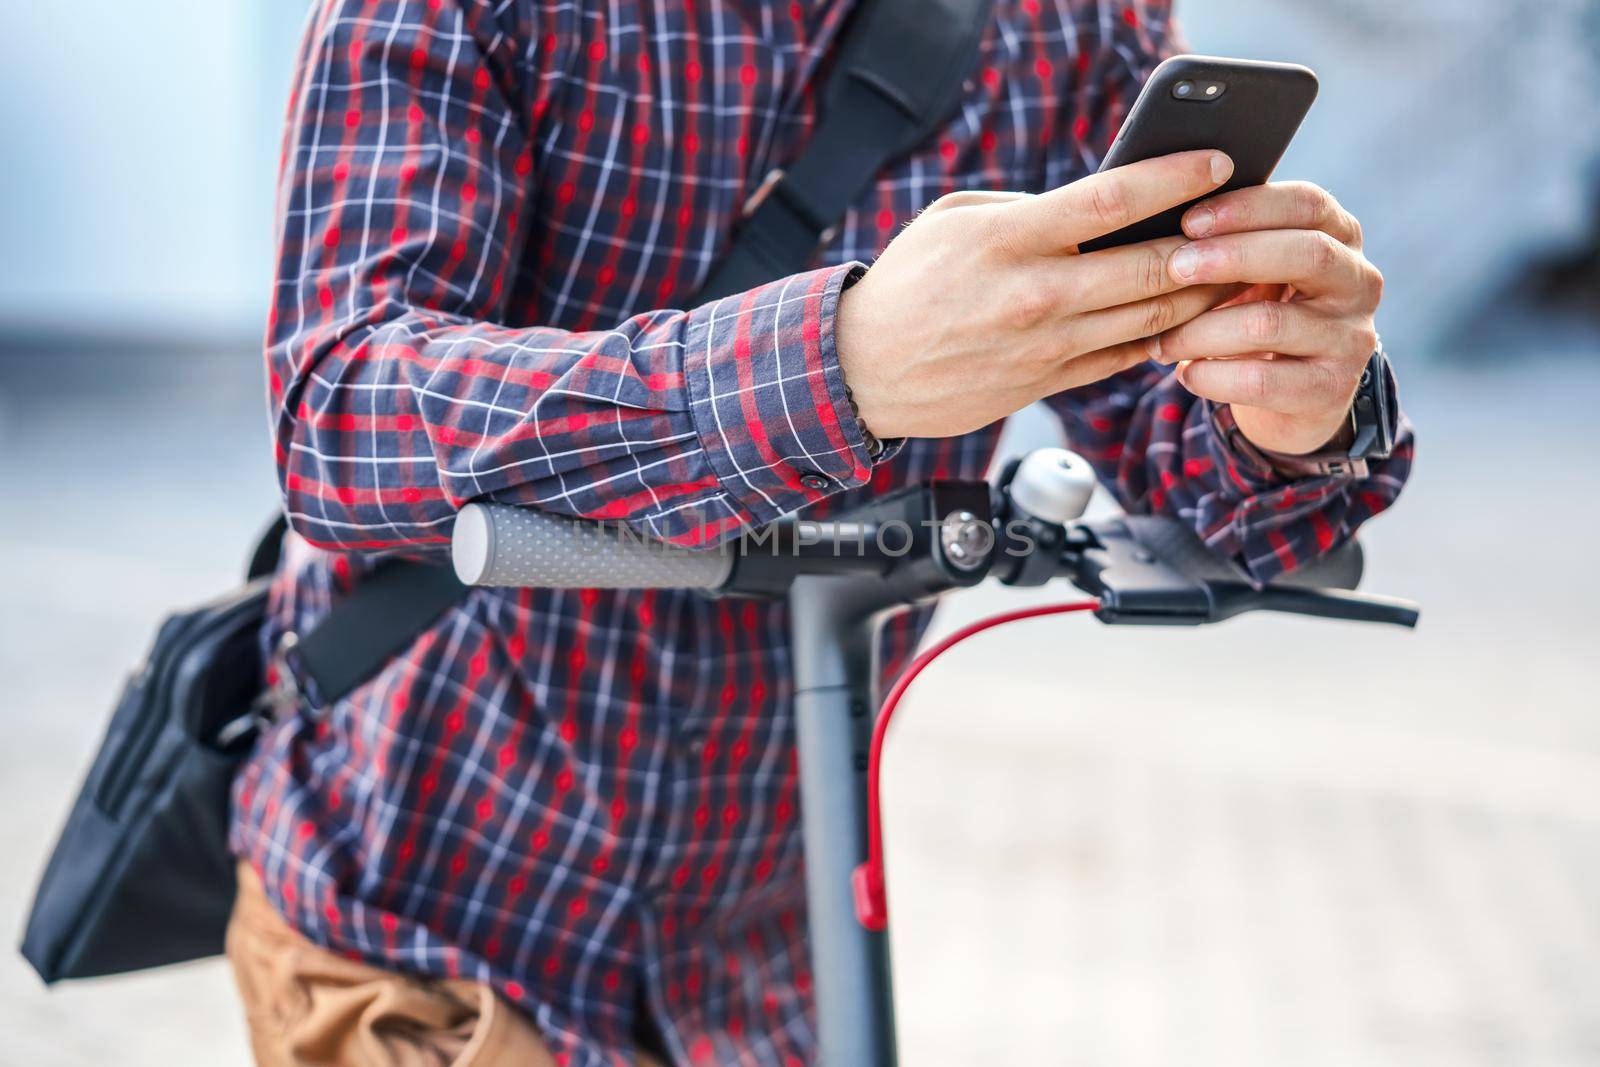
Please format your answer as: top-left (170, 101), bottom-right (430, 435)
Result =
top-left (1352, 350), bottom-right (1397, 461)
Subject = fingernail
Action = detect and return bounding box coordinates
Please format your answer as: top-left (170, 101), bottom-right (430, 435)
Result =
top-left (1171, 245), bottom-right (1201, 281)
top-left (1210, 152), bottom-right (1233, 185)
top-left (1186, 204), bottom-right (1215, 237)
top-left (1145, 332), bottom-right (1163, 362)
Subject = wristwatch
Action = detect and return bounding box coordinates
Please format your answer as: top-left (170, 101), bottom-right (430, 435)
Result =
top-left (1218, 344), bottom-right (1398, 480)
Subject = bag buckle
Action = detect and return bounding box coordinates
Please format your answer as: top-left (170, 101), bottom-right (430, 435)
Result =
top-left (743, 168), bottom-right (786, 218)
top-left (217, 631), bottom-right (312, 750)
top-left (742, 167), bottom-right (841, 248)
top-left (253, 631), bottom-right (302, 727)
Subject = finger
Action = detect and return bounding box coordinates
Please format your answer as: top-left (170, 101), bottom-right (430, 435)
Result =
top-left (1168, 229), bottom-right (1378, 302)
top-left (1182, 181), bottom-right (1362, 248)
top-left (934, 189), bottom-right (1032, 210)
top-left (1066, 283), bottom-right (1235, 356)
top-left (1029, 235), bottom-right (1193, 313)
top-left (1148, 300), bottom-right (1361, 364)
top-left (1004, 150), bottom-right (1234, 253)
top-left (1051, 339), bottom-right (1156, 389)
top-left (1174, 354), bottom-right (1351, 415)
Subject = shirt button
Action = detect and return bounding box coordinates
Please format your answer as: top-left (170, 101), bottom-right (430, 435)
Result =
top-left (684, 734), bottom-right (705, 756)
top-left (798, 472), bottom-right (831, 492)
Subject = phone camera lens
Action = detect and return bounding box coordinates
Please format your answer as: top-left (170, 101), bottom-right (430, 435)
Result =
top-left (1173, 80), bottom-right (1195, 98)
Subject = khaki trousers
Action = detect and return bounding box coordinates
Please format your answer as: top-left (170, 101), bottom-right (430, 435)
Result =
top-left (226, 862), bottom-right (560, 1067)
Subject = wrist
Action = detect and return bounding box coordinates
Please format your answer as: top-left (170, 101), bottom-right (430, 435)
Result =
top-left (834, 272), bottom-right (900, 462)
top-left (842, 383), bottom-right (889, 461)
top-left (1213, 403), bottom-right (1369, 482)
top-left (1261, 407), bottom-right (1355, 464)
top-left (1258, 417), bottom-right (1353, 479)
top-left (1230, 399), bottom-right (1353, 458)
top-left (834, 276), bottom-right (894, 444)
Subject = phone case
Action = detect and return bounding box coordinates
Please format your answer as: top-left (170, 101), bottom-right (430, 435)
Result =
top-left (1078, 55), bottom-right (1319, 253)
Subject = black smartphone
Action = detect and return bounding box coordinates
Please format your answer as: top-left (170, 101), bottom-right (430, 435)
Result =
top-left (1078, 55), bottom-right (1318, 253)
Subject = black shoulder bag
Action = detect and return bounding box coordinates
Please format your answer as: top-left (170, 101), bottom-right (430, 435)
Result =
top-left (21, 0), bottom-right (994, 985)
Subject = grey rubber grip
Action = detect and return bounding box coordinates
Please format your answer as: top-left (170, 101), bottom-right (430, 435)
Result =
top-left (452, 503), bottom-right (735, 590)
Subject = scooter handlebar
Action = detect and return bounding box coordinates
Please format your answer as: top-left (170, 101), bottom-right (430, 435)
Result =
top-left (451, 449), bottom-right (1419, 632)
top-left (452, 503), bottom-right (734, 590)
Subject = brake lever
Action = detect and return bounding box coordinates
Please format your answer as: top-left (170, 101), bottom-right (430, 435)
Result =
top-left (1228, 585), bottom-right (1420, 628)
top-left (1061, 516), bottom-right (1419, 629)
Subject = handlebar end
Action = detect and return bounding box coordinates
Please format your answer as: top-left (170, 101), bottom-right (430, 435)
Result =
top-left (452, 504), bottom-right (495, 586)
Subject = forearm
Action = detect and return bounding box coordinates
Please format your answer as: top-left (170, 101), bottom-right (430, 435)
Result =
top-left (271, 264), bottom-right (877, 552)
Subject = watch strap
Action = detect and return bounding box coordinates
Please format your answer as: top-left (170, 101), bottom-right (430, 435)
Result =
top-left (1215, 404), bottom-right (1370, 480)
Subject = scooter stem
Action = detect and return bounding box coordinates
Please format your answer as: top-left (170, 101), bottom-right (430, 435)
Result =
top-left (788, 575), bottom-right (908, 1067)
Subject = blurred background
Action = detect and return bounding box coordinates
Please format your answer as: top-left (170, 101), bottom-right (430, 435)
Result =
top-left (3, 1), bottom-right (1598, 1064)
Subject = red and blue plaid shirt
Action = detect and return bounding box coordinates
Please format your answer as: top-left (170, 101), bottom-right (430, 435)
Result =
top-left (232, 1), bottom-right (1414, 1063)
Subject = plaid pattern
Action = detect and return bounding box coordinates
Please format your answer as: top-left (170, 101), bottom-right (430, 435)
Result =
top-left (232, 1), bottom-right (1415, 1064)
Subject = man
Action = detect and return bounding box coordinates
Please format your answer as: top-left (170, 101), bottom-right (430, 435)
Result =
top-left (229, 1), bottom-right (1413, 1063)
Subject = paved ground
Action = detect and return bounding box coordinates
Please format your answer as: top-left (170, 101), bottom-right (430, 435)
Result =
top-left (2, 340), bottom-right (1598, 1066)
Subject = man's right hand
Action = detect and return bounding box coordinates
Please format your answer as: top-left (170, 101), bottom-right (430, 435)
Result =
top-left (836, 150), bottom-right (1236, 440)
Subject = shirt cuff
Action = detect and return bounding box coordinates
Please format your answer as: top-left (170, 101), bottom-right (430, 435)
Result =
top-left (1199, 399), bottom-right (1357, 579)
top-left (683, 262), bottom-right (883, 530)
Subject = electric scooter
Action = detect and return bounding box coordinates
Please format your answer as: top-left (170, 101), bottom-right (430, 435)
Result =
top-left (451, 447), bottom-right (1421, 1067)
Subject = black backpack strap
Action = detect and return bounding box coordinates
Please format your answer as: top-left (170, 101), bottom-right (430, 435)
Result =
top-left (693, 0), bottom-right (995, 303)
top-left (248, 517), bottom-right (468, 705)
top-left (247, 514), bottom-right (290, 581)
top-left (270, 0), bottom-right (995, 701)
top-left (293, 560), bottom-right (469, 704)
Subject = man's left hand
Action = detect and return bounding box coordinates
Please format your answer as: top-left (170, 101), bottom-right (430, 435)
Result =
top-left (1146, 181), bottom-right (1383, 457)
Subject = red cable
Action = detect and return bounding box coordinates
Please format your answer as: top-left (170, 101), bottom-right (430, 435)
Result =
top-left (850, 599), bottom-right (1101, 932)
